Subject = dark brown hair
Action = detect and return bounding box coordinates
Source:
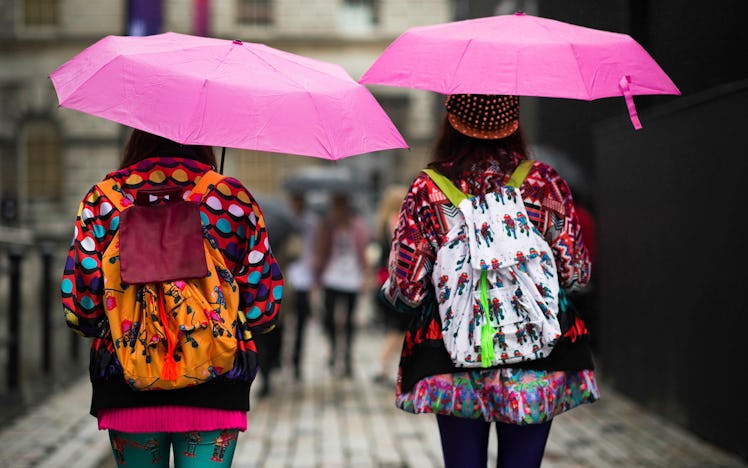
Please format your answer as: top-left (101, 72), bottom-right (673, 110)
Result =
top-left (120, 129), bottom-right (216, 169)
top-left (428, 114), bottom-right (528, 180)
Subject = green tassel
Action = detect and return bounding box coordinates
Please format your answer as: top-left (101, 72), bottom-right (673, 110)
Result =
top-left (479, 270), bottom-right (495, 367)
top-left (481, 321), bottom-right (495, 367)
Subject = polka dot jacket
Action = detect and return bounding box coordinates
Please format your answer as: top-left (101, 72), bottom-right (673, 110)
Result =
top-left (61, 157), bottom-right (284, 385)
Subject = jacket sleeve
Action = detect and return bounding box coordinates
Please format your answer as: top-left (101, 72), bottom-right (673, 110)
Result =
top-left (229, 185), bottom-right (284, 335)
top-left (382, 174), bottom-right (438, 309)
top-left (530, 163), bottom-right (592, 292)
top-left (61, 185), bottom-right (114, 338)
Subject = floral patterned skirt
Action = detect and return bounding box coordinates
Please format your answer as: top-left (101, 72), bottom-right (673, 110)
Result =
top-left (396, 368), bottom-right (599, 424)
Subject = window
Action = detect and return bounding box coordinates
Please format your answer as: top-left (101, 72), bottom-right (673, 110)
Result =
top-left (23, 121), bottom-right (62, 202)
top-left (234, 150), bottom-right (277, 194)
top-left (23, 0), bottom-right (58, 27)
top-left (344, 0), bottom-right (379, 24)
top-left (237, 0), bottom-right (273, 26)
top-left (0, 147), bottom-right (19, 224)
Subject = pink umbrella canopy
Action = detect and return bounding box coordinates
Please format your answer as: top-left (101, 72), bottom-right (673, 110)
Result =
top-left (360, 12), bottom-right (681, 129)
top-left (51, 32), bottom-right (408, 160)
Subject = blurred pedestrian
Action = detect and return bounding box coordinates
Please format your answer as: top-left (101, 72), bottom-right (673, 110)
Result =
top-left (285, 191), bottom-right (319, 380)
top-left (314, 192), bottom-right (370, 377)
top-left (61, 129), bottom-right (283, 468)
top-left (381, 95), bottom-right (598, 468)
top-left (254, 316), bottom-right (284, 398)
top-left (371, 184), bottom-right (410, 386)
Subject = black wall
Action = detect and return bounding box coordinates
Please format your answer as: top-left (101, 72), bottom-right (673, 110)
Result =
top-left (535, 1), bottom-right (748, 459)
top-left (593, 82), bottom-right (748, 459)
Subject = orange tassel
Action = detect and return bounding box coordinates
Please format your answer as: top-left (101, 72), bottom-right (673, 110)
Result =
top-left (157, 288), bottom-right (179, 381)
top-left (161, 353), bottom-right (179, 381)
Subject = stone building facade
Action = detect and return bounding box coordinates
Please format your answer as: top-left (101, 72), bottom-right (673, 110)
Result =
top-left (0, 0), bottom-right (449, 393)
top-left (0, 0), bottom-right (450, 239)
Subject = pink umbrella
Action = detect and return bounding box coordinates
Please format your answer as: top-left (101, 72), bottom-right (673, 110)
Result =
top-left (51, 32), bottom-right (408, 160)
top-left (360, 12), bottom-right (681, 129)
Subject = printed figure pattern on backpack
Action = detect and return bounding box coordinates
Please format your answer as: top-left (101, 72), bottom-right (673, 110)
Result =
top-left (96, 170), bottom-right (240, 390)
top-left (62, 158), bottom-right (282, 393)
top-left (425, 161), bottom-right (561, 367)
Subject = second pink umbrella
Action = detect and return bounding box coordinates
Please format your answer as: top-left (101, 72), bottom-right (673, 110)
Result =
top-left (360, 12), bottom-right (681, 129)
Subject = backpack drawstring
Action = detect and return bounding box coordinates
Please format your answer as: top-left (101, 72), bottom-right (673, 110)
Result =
top-left (479, 269), bottom-right (496, 367)
top-left (157, 288), bottom-right (179, 381)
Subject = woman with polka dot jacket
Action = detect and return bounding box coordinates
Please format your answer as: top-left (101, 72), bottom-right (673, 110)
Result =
top-left (61, 129), bottom-right (283, 467)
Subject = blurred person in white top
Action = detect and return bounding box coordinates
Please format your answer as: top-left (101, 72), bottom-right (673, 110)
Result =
top-left (313, 192), bottom-right (370, 377)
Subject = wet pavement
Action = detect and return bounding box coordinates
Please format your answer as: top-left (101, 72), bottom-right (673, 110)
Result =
top-left (1, 313), bottom-right (746, 468)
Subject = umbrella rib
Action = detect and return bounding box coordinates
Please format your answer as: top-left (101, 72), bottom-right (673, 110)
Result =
top-left (241, 46), bottom-right (339, 159)
top-left (529, 15), bottom-right (593, 100)
top-left (50, 36), bottom-right (123, 107)
top-left (451, 38), bottom-right (475, 95)
top-left (51, 50), bottom-right (120, 109)
top-left (182, 42), bottom-right (242, 143)
top-left (53, 53), bottom-right (184, 137)
top-left (568, 42), bottom-right (594, 100)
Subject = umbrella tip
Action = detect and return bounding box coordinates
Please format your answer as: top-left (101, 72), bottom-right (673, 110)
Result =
top-left (514, 11), bottom-right (526, 16)
top-left (232, 39), bottom-right (242, 45)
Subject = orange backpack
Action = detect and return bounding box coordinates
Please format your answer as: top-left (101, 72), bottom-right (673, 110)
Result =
top-left (97, 170), bottom-right (240, 390)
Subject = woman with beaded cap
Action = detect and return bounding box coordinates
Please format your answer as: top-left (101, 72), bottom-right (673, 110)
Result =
top-left (381, 94), bottom-right (598, 468)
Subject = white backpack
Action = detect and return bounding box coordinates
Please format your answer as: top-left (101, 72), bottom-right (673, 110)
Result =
top-left (423, 160), bottom-right (561, 368)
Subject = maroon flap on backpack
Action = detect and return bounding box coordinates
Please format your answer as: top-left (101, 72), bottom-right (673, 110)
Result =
top-left (119, 187), bottom-right (208, 284)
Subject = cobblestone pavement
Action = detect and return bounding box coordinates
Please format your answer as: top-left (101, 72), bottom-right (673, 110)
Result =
top-left (2, 317), bottom-right (746, 468)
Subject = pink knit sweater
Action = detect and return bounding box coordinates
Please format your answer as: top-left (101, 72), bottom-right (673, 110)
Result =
top-left (98, 406), bottom-right (247, 433)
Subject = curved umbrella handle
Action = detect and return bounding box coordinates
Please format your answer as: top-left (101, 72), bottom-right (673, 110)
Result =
top-left (619, 75), bottom-right (643, 130)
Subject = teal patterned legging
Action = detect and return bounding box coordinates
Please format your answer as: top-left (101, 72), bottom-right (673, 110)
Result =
top-left (108, 430), bottom-right (239, 467)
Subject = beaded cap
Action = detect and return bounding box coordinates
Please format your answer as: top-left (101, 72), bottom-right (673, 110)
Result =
top-left (445, 94), bottom-right (520, 139)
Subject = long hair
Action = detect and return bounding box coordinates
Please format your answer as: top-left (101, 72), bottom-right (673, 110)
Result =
top-left (120, 129), bottom-right (216, 169)
top-left (428, 114), bottom-right (528, 180)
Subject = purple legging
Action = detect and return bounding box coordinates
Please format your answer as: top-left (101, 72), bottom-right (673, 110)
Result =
top-left (436, 415), bottom-right (552, 468)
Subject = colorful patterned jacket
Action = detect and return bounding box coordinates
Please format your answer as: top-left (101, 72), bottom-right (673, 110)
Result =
top-left (61, 157), bottom-right (283, 413)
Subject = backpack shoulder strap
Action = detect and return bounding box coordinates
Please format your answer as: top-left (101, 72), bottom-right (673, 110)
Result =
top-left (189, 170), bottom-right (225, 202)
top-left (95, 169), bottom-right (226, 210)
top-left (506, 159), bottom-right (535, 188)
top-left (95, 179), bottom-right (129, 212)
top-left (422, 168), bottom-right (468, 207)
top-left (424, 160), bottom-right (534, 204)
top-left (95, 169), bottom-right (226, 211)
